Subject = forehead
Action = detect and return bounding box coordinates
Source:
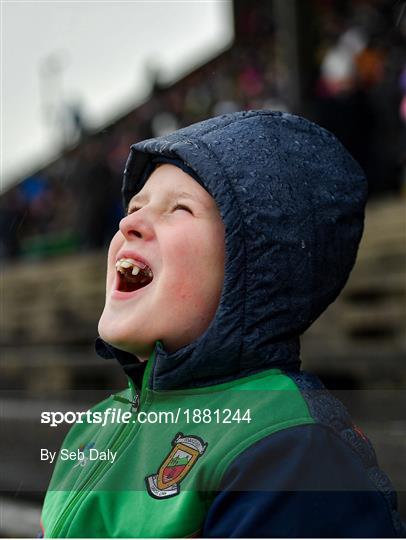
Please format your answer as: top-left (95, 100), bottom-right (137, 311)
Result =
top-left (129, 164), bottom-right (214, 207)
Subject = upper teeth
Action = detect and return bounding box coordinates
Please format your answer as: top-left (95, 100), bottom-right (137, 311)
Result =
top-left (115, 258), bottom-right (152, 277)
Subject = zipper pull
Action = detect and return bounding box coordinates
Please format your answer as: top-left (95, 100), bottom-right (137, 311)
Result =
top-left (112, 392), bottom-right (140, 412)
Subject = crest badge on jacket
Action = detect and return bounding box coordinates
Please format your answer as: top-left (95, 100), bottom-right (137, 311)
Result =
top-left (145, 433), bottom-right (208, 499)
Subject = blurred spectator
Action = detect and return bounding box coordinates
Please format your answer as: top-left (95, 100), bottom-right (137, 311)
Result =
top-left (69, 138), bottom-right (121, 251)
top-left (319, 27), bottom-right (366, 97)
top-left (20, 175), bottom-right (55, 236)
top-left (399, 64), bottom-right (406, 194)
top-left (0, 189), bottom-right (26, 259)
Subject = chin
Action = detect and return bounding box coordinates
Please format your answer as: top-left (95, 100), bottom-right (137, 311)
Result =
top-left (97, 314), bottom-right (121, 346)
top-left (98, 316), bottom-right (154, 359)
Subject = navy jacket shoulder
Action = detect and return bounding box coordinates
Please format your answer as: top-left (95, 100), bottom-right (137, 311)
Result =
top-left (203, 423), bottom-right (405, 538)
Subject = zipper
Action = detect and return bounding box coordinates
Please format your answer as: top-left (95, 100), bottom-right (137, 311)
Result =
top-left (50, 397), bottom-right (137, 537)
top-left (49, 348), bottom-right (156, 537)
top-left (112, 391), bottom-right (140, 412)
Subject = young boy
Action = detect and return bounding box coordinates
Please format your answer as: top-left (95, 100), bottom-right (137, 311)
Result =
top-left (41, 110), bottom-right (405, 537)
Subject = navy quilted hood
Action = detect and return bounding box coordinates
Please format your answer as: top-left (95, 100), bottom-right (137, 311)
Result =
top-left (97, 110), bottom-right (367, 390)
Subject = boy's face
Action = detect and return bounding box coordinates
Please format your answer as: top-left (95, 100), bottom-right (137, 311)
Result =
top-left (98, 164), bottom-right (225, 360)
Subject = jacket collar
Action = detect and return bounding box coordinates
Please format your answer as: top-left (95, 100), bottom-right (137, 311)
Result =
top-left (95, 335), bottom-right (300, 391)
top-left (95, 337), bottom-right (147, 389)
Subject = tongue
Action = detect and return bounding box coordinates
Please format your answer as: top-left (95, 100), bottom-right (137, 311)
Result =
top-left (119, 268), bottom-right (152, 292)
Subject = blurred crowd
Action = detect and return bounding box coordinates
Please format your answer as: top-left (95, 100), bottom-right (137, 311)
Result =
top-left (1, 0), bottom-right (405, 261)
top-left (313, 0), bottom-right (406, 196)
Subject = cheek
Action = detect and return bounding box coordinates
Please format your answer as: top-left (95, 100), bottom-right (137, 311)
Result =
top-left (106, 232), bottom-right (123, 282)
top-left (165, 266), bottom-right (199, 303)
top-left (108, 231), bottom-right (122, 259)
top-left (163, 236), bottom-right (219, 304)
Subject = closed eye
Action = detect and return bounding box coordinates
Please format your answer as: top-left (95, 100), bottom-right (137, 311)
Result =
top-left (173, 204), bottom-right (193, 214)
top-left (126, 206), bottom-right (140, 216)
top-left (126, 203), bottom-right (193, 216)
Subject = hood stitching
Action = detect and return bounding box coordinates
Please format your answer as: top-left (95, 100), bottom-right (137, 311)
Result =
top-left (186, 135), bottom-right (248, 368)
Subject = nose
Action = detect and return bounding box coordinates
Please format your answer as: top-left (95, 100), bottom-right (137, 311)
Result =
top-left (119, 209), bottom-right (154, 241)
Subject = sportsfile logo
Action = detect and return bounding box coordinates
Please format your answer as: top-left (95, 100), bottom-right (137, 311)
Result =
top-left (41, 408), bottom-right (133, 428)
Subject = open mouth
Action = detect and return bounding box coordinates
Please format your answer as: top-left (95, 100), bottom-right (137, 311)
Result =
top-left (115, 258), bottom-right (153, 293)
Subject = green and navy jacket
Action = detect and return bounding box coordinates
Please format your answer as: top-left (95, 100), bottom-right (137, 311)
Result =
top-left (41, 111), bottom-right (405, 537)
